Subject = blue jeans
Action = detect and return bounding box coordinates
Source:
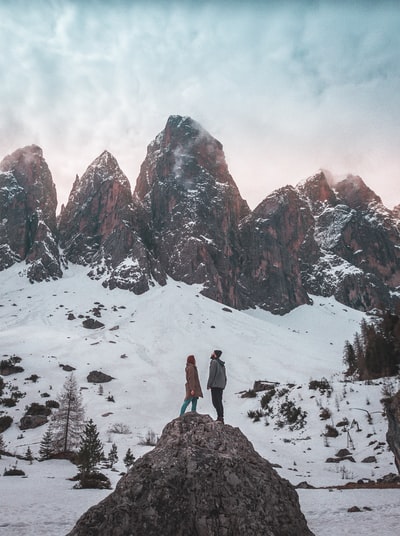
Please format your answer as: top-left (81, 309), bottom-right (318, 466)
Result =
top-left (180, 397), bottom-right (198, 415)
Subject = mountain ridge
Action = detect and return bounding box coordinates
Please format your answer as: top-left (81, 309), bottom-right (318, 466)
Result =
top-left (0, 116), bottom-right (399, 314)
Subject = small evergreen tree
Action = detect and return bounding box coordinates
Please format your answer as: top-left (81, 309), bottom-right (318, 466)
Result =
top-left (0, 434), bottom-right (5, 457)
top-left (123, 448), bottom-right (135, 469)
top-left (78, 419), bottom-right (104, 477)
top-left (39, 428), bottom-right (54, 460)
top-left (353, 332), bottom-right (365, 377)
top-left (50, 374), bottom-right (85, 454)
top-left (25, 446), bottom-right (33, 464)
top-left (108, 443), bottom-right (118, 469)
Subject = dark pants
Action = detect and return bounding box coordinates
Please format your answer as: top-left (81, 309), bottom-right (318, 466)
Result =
top-left (211, 388), bottom-right (224, 420)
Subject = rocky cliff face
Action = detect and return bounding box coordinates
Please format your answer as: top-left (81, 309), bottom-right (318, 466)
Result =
top-left (1, 119), bottom-right (399, 315)
top-left (58, 151), bottom-right (166, 294)
top-left (239, 186), bottom-right (315, 314)
top-left (385, 391), bottom-right (400, 473)
top-left (297, 171), bottom-right (400, 312)
top-left (67, 413), bottom-right (313, 536)
top-left (134, 115), bottom-right (250, 307)
top-left (0, 145), bottom-right (61, 281)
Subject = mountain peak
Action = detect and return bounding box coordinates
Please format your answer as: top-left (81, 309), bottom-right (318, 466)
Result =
top-left (334, 174), bottom-right (382, 209)
top-left (296, 170), bottom-right (337, 207)
top-left (0, 144), bottom-right (44, 174)
top-left (88, 150), bottom-right (122, 175)
top-left (165, 114), bottom-right (204, 134)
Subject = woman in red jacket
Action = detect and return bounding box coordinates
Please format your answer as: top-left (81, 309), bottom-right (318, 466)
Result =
top-left (179, 355), bottom-right (203, 415)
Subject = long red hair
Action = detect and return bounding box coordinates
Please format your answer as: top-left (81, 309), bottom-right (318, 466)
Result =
top-left (187, 355), bottom-right (196, 365)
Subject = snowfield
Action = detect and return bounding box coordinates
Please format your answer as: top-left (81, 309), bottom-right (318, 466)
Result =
top-left (0, 264), bottom-right (399, 535)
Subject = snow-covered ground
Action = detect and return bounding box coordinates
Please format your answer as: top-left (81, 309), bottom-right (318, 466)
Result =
top-left (0, 264), bottom-right (399, 535)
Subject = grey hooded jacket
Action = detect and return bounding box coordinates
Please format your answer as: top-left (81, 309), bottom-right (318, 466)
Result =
top-left (207, 358), bottom-right (227, 389)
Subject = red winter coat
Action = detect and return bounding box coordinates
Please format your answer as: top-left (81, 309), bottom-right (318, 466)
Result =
top-left (184, 363), bottom-right (203, 400)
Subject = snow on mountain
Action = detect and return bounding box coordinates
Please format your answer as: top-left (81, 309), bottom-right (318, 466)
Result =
top-left (0, 265), bottom-right (399, 535)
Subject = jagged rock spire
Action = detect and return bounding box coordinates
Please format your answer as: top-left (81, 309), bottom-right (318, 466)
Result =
top-left (0, 145), bottom-right (61, 281)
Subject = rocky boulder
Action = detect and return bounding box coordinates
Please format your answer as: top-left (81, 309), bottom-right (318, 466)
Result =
top-left (19, 402), bottom-right (51, 430)
top-left (87, 370), bottom-right (113, 383)
top-left (67, 413), bottom-right (313, 536)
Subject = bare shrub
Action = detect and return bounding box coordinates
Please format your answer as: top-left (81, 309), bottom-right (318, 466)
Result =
top-left (139, 429), bottom-right (158, 446)
top-left (107, 423), bottom-right (131, 435)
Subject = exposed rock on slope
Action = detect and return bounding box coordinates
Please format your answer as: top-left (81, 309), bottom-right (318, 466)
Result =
top-left (0, 145), bottom-right (61, 281)
top-left (67, 413), bottom-right (313, 536)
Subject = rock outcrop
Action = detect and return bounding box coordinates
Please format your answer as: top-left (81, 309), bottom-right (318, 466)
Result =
top-left (67, 413), bottom-right (313, 536)
top-left (0, 145), bottom-right (61, 281)
top-left (386, 391), bottom-right (400, 473)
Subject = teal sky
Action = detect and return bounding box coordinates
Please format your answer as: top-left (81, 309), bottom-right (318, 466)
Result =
top-left (0, 0), bottom-right (399, 209)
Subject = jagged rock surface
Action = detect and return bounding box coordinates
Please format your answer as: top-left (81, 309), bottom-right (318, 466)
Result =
top-left (1, 120), bottom-right (400, 315)
top-left (67, 413), bottom-right (313, 536)
top-left (134, 115), bottom-right (250, 307)
top-left (58, 150), bottom-right (166, 294)
top-left (386, 391), bottom-right (400, 473)
top-left (297, 171), bottom-right (400, 312)
top-left (0, 145), bottom-right (61, 281)
top-left (239, 186), bottom-right (315, 314)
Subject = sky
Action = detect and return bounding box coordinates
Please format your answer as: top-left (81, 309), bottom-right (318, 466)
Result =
top-left (0, 0), bottom-right (399, 210)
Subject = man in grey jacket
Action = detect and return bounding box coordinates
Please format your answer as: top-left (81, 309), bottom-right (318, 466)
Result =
top-left (207, 350), bottom-right (227, 424)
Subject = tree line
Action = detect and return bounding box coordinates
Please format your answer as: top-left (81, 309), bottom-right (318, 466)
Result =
top-left (343, 312), bottom-right (400, 380)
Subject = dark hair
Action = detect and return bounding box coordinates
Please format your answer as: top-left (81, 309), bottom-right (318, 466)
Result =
top-left (187, 355), bottom-right (196, 365)
top-left (214, 350), bottom-right (222, 358)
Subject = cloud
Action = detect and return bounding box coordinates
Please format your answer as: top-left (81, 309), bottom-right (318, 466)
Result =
top-left (0, 0), bottom-right (399, 210)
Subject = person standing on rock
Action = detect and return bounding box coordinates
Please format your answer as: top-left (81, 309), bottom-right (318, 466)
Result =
top-left (179, 355), bottom-right (203, 415)
top-left (207, 350), bottom-right (227, 423)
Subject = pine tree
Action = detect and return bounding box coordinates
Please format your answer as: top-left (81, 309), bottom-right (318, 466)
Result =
top-left (343, 340), bottom-right (357, 375)
top-left (123, 447), bottom-right (135, 469)
top-left (78, 419), bottom-right (104, 477)
top-left (39, 428), bottom-right (54, 460)
top-left (25, 446), bottom-right (33, 464)
top-left (353, 332), bottom-right (366, 378)
top-left (108, 443), bottom-right (118, 469)
top-left (0, 434), bottom-right (5, 457)
top-left (50, 374), bottom-right (85, 454)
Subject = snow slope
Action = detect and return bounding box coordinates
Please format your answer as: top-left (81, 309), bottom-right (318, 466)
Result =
top-left (0, 264), bottom-right (399, 535)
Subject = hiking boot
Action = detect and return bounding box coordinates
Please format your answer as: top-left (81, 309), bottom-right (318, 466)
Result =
top-left (216, 417), bottom-right (224, 424)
